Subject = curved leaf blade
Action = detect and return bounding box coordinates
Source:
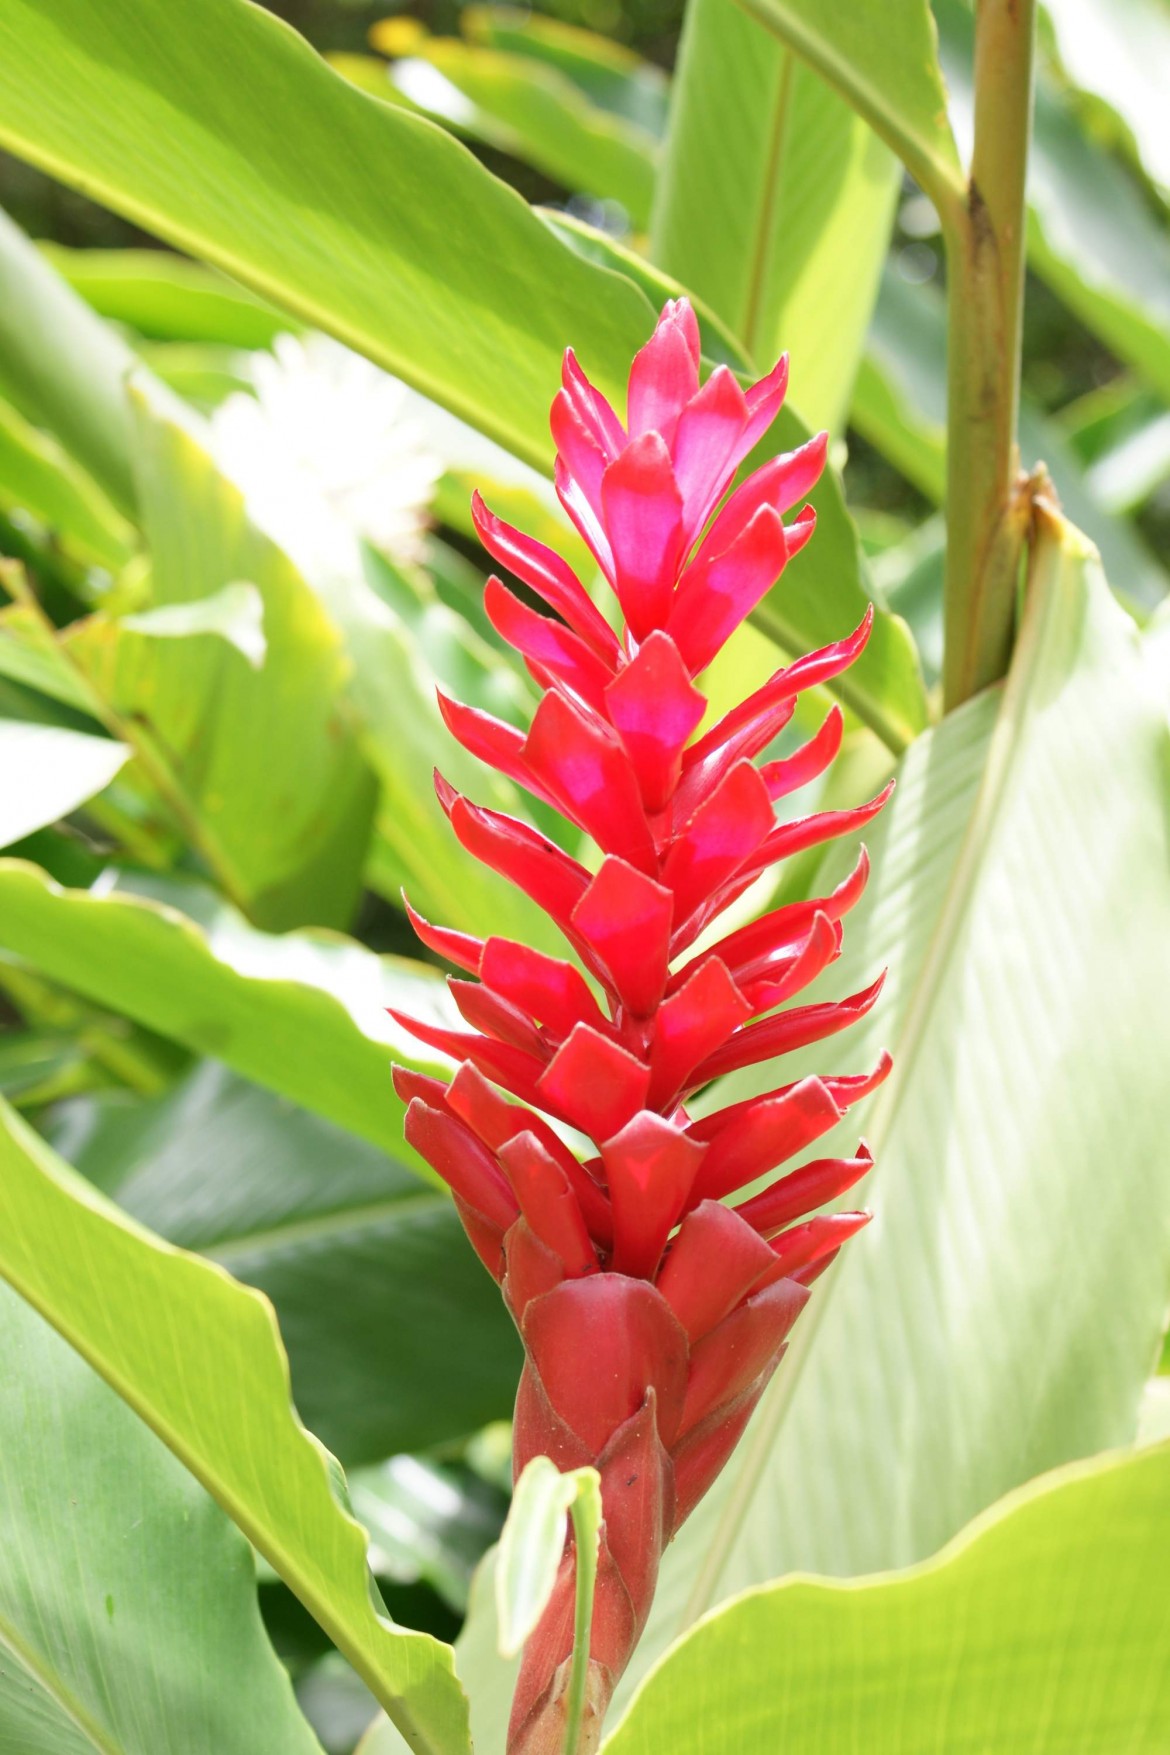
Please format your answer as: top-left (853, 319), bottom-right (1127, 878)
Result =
top-left (606, 1443), bottom-right (1170, 1753)
top-left (0, 0), bottom-right (658, 474)
top-left (0, 1097), bottom-right (471, 1755)
top-left (0, 1281), bottom-right (324, 1755)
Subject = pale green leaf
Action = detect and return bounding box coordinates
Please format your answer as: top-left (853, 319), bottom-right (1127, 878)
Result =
top-left (620, 509), bottom-right (1170, 1696)
top-left (0, 862), bottom-right (448, 1159)
top-left (606, 1443), bottom-right (1170, 1753)
top-left (495, 1460), bottom-right (601, 1660)
top-left (651, 0), bottom-right (899, 432)
top-left (52, 1059), bottom-right (521, 1465)
top-left (121, 580), bottom-right (266, 668)
top-left (727, 0), bottom-right (961, 205)
top-left (0, 1281), bottom-right (325, 1755)
top-left (0, 1097), bottom-right (471, 1755)
top-left (0, 719), bottom-right (128, 846)
top-left (1043, 0), bottom-right (1170, 198)
top-left (69, 384), bottom-right (378, 930)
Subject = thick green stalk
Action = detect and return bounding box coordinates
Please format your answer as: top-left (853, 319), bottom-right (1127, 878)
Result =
top-left (942, 0), bottom-right (1037, 710)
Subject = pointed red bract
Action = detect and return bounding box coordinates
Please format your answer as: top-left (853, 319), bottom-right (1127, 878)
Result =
top-left (394, 298), bottom-right (893, 1755)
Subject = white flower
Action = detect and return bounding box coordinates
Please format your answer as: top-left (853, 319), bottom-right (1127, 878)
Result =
top-left (212, 332), bottom-right (443, 578)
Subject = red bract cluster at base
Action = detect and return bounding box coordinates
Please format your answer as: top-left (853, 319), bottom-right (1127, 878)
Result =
top-left (392, 298), bottom-right (891, 1754)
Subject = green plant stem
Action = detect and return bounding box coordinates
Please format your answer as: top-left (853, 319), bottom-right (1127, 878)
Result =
top-left (942, 0), bottom-right (1037, 711)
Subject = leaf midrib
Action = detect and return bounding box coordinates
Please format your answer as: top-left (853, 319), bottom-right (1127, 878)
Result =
top-left (0, 1611), bottom-right (121, 1755)
top-left (201, 1188), bottom-right (445, 1261)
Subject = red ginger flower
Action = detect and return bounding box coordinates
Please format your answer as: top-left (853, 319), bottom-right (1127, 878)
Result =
top-left (393, 298), bottom-right (891, 1754)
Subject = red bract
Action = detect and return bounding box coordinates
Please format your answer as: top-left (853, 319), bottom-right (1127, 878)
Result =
top-left (393, 298), bottom-right (891, 1754)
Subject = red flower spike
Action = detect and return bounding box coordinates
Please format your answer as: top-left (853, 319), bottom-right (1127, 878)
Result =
top-left (393, 298), bottom-right (893, 1754)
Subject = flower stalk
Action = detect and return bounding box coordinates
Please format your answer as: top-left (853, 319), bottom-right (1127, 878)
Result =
top-left (942, 0), bottom-right (1038, 709)
top-left (394, 300), bottom-right (890, 1752)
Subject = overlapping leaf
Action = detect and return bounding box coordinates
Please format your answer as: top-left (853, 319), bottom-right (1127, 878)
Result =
top-left (56, 1060), bottom-right (520, 1464)
top-left (0, 1096), bottom-right (472, 1755)
top-left (0, 1281), bottom-right (324, 1755)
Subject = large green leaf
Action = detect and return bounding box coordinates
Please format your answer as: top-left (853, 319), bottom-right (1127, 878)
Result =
top-left (0, 719), bottom-right (128, 847)
top-left (54, 1060), bottom-right (520, 1465)
top-left (0, 1096), bottom-right (471, 1755)
top-left (650, 0), bottom-right (898, 432)
top-left (726, 0), bottom-right (961, 204)
top-left (382, 37), bottom-right (658, 228)
top-left (606, 1442), bottom-right (1170, 1753)
top-left (91, 384), bottom-right (376, 930)
top-left (0, 863), bottom-right (447, 1159)
top-left (619, 509), bottom-right (1170, 1695)
top-left (0, 1280), bottom-right (324, 1754)
top-left (0, 0), bottom-right (658, 475)
top-left (853, 269), bottom-right (1170, 608)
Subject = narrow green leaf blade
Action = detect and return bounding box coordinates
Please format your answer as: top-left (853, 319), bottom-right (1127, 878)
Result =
top-left (606, 1443), bottom-right (1170, 1753)
top-left (0, 1097), bottom-right (472, 1755)
top-left (727, 0), bottom-right (961, 203)
top-left (652, 0), bottom-right (899, 432)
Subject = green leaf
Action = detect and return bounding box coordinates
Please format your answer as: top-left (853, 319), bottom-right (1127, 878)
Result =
top-left (54, 1060), bottom-right (521, 1464)
top-left (0, 1280), bottom-right (325, 1754)
top-left (0, 0), bottom-right (661, 476)
top-left (621, 509), bottom-right (1170, 1696)
top-left (650, 0), bottom-right (899, 432)
top-left (726, 0), bottom-right (961, 207)
top-left (0, 862), bottom-right (447, 1159)
top-left (606, 1442), bottom-right (1170, 1753)
top-left (852, 269), bottom-right (1170, 609)
top-left (495, 1460), bottom-right (600, 1660)
top-left (0, 208), bottom-right (141, 514)
top-left (461, 7), bottom-right (670, 137)
top-left (0, 719), bottom-right (128, 847)
top-left (1043, 0), bottom-right (1170, 199)
top-left (70, 384), bottom-right (378, 930)
top-left (0, 1097), bottom-right (472, 1755)
top-left (41, 244), bottom-right (292, 348)
top-left (0, 393), bottom-right (136, 569)
top-left (385, 39), bottom-right (658, 228)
